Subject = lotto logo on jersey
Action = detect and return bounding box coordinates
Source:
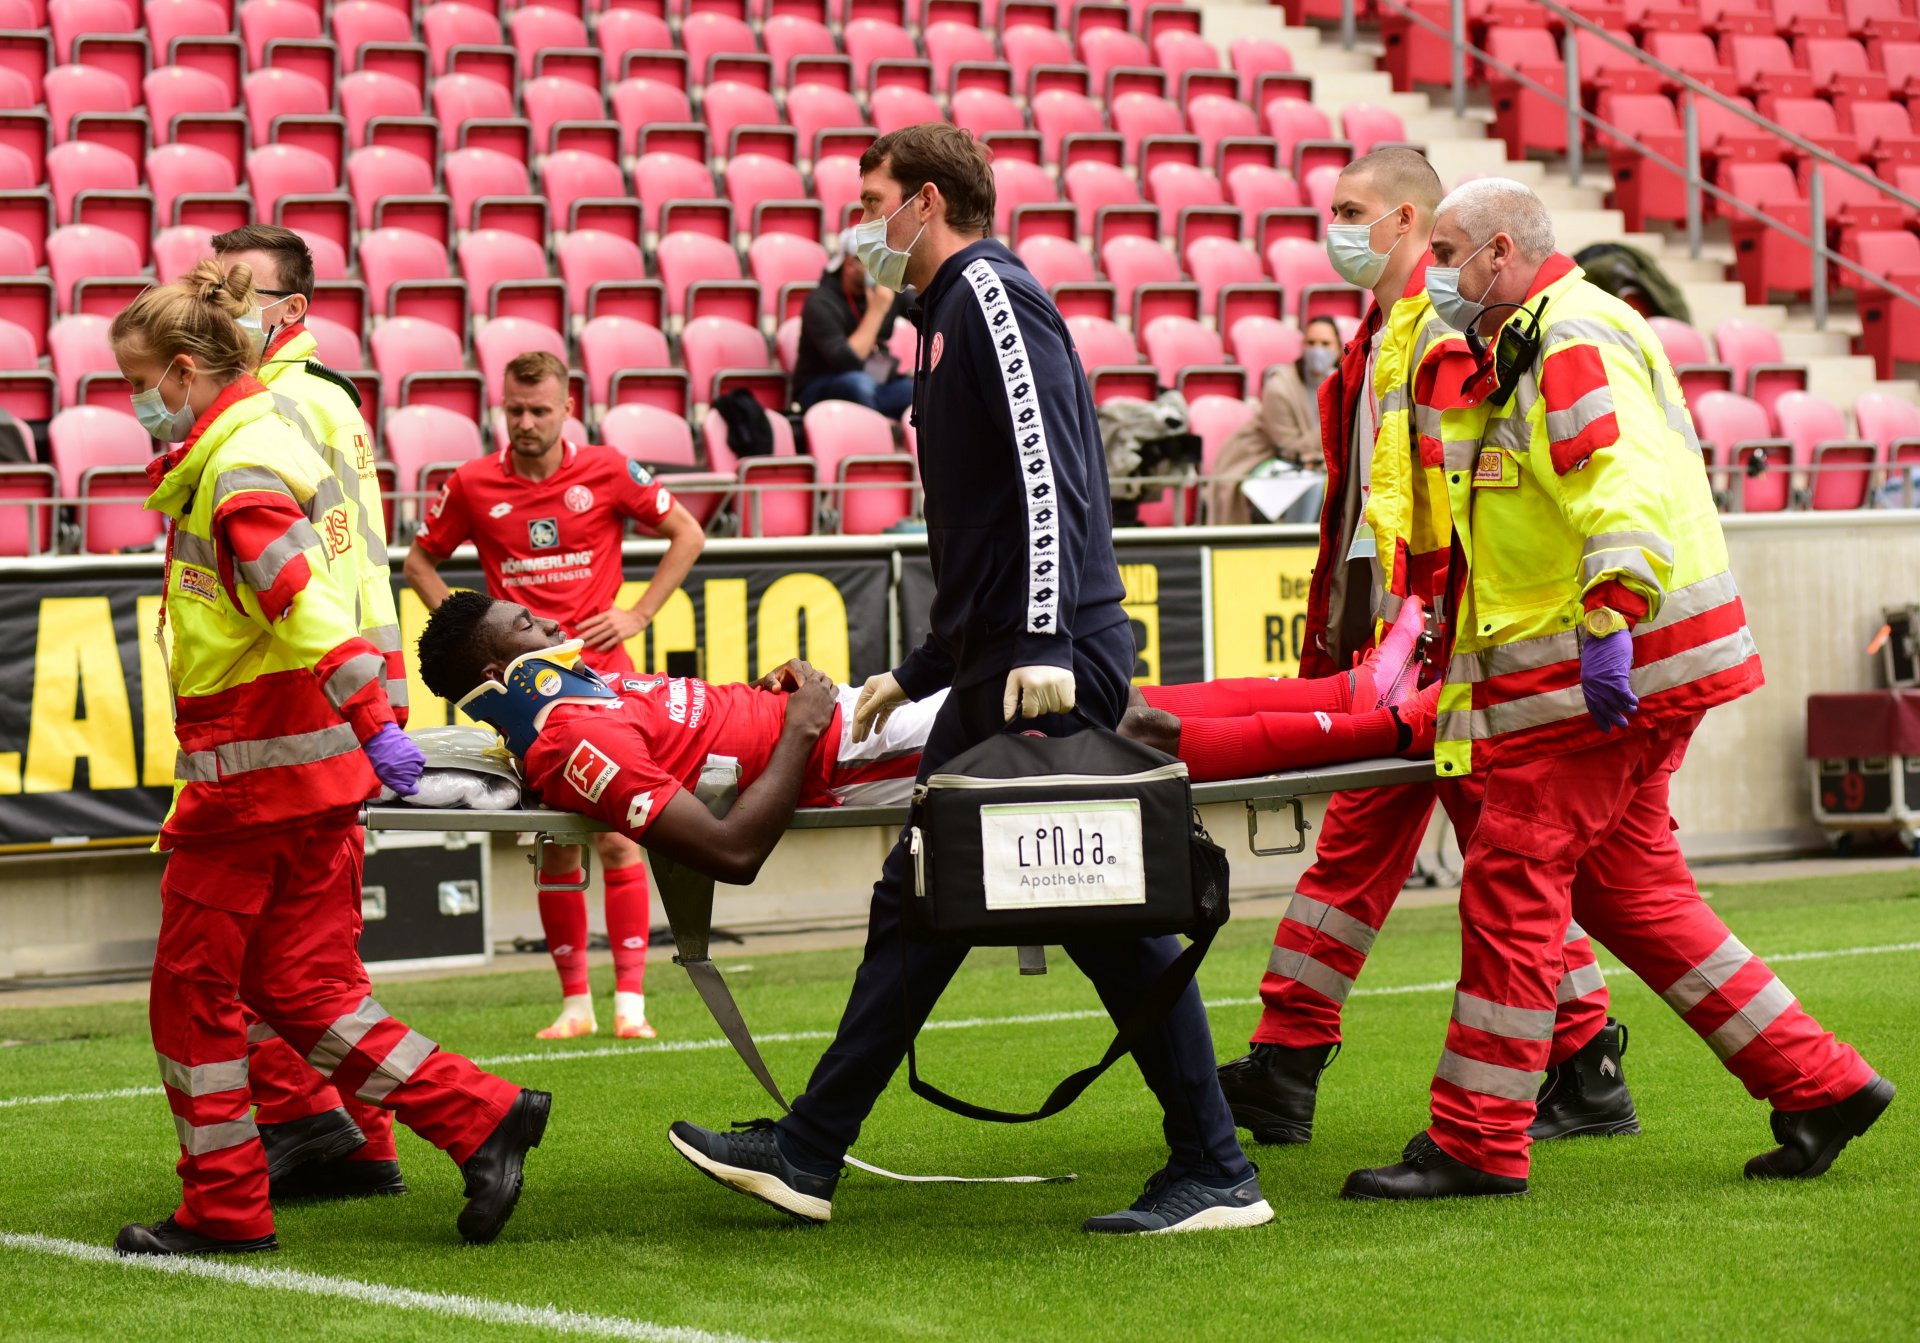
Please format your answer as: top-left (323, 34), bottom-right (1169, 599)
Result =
top-left (627, 790), bottom-right (655, 830)
top-left (564, 740), bottom-right (619, 803)
top-left (528, 517), bottom-right (559, 548)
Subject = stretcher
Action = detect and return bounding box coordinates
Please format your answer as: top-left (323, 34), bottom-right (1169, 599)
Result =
top-left (362, 756), bottom-right (1433, 1130)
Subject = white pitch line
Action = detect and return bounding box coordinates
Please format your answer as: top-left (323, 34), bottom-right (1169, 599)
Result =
top-left (0, 1231), bottom-right (777, 1343)
top-left (2, 940), bottom-right (1916, 1113)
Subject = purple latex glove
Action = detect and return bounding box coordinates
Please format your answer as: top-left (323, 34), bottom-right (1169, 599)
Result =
top-left (1580, 627), bottom-right (1639, 733)
top-left (363, 723), bottom-right (425, 796)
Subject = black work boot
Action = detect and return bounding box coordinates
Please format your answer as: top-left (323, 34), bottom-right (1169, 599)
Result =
top-left (1215, 1042), bottom-right (1338, 1144)
top-left (115, 1216), bottom-right (278, 1256)
top-left (258, 1106), bottom-right (366, 1189)
top-left (1746, 1074), bottom-right (1895, 1180)
top-left (271, 1156), bottom-right (409, 1202)
top-left (1529, 1018), bottom-right (1642, 1141)
top-left (458, 1088), bottom-right (551, 1244)
top-left (1340, 1132), bottom-right (1529, 1201)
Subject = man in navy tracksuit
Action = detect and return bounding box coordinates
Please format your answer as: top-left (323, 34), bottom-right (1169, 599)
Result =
top-left (669, 124), bottom-right (1271, 1234)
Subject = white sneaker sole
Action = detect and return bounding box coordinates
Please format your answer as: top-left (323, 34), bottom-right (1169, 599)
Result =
top-left (1144, 1198), bottom-right (1275, 1234)
top-left (669, 1130), bottom-right (832, 1224)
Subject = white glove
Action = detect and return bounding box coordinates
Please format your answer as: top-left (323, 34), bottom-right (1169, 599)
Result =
top-left (851, 671), bottom-right (907, 743)
top-left (1003, 664), bottom-right (1076, 721)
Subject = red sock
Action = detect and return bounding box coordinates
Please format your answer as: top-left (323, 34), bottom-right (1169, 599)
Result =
top-left (1175, 709), bottom-right (1402, 782)
top-left (604, 861), bottom-right (652, 995)
top-left (537, 876), bottom-right (591, 997)
top-left (1143, 675), bottom-right (1348, 718)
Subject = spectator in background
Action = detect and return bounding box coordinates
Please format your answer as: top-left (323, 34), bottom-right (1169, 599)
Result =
top-left (792, 229), bottom-right (916, 417)
top-left (1205, 315), bottom-right (1341, 526)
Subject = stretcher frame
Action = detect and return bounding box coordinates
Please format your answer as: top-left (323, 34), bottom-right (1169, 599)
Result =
top-left (362, 756), bottom-right (1433, 1119)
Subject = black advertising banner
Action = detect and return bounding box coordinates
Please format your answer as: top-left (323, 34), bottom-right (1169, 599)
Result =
top-left (0, 554), bottom-right (893, 851)
top-left (898, 545), bottom-right (1207, 686)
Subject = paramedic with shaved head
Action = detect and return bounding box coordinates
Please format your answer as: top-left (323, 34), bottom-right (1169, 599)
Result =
top-left (1217, 148), bottom-right (1636, 1153)
top-left (1340, 178), bottom-right (1893, 1201)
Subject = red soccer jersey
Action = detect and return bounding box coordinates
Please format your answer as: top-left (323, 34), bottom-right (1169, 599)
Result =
top-left (415, 441), bottom-right (674, 631)
top-left (522, 672), bottom-right (841, 840)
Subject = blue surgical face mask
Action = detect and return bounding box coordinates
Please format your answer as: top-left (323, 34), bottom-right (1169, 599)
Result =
top-left (852, 194), bottom-right (925, 292)
top-left (1426, 235), bottom-right (1497, 332)
top-left (131, 365), bottom-right (197, 443)
top-left (1325, 204), bottom-right (1410, 289)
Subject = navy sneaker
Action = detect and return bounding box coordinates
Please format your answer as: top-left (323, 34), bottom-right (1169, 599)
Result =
top-left (668, 1119), bottom-right (838, 1223)
top-left (1082, 1167), bottom-right (1274, 1235)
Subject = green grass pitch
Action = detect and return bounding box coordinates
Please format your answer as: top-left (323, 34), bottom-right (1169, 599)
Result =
top-left (0, 868), bottom-right (1915, 1342)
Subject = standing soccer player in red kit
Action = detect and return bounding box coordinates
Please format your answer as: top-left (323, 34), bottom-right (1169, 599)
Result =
top-left (404, 351), bottom-right (706, 1041)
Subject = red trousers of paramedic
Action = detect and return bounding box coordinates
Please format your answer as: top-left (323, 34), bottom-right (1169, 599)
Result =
top-left (1250, 779), bottom-right (1611, 1068)
top-left (1428, 716), bottom-right (1876, 1179)
top-left (151, 818), bottom-right (521, 1240)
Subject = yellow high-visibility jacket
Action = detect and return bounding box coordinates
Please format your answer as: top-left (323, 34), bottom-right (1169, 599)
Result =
top-left (144, 377), bottom-right (394, 844)
top-left (256, 322), bottom-right (406, 723)
top-left (1433, 255), bottom-right (1763, 777)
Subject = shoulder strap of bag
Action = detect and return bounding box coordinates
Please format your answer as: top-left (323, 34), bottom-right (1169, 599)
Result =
top-left (899, 918), bottom-right (1217, 1125)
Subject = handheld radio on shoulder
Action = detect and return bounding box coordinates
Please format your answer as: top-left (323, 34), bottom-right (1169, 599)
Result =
top-left (1465, 299), bottom-right (1549, 408)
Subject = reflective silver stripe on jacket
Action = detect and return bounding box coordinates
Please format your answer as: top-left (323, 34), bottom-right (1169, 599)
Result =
top-left (236, 518), bottom-right (322, 594)
top-left (962, 258), bottom-right (1060, 641)
top-left (1435, 1048), bottom-right (1541, 1101)
top-left (246, 1020), bottom-right (279, 1045)
top-left (323, 652), bottom-right (386, 712)
top-left (1556, 961), bottom-right (1607, 1002)
top-left (1451, 990), bottom-right (1555, 1042)
top-left (1661, 934), bottom-right (1754, 1015)
top-left (174, 1115), bottom-right (259, 1156)
top-left (1282, 893), bottom-right (1379, 956)
top-left (307, 996), bottom-right (391, 1076)
top-left (1266, 946), bottom-right (1354, 1004)
top-left (1565, 920), bottom-right (1587, 943)
top-left (1580, 529), bottom-right (1672, 595)
top-left (178, 722), bottom-right (364, 783)
top-left (173, 530), bottom-right (217, 570)
top-left (1544, 385), bottom-right (1616, 447)
top-left (1704, 977), bottom-right (1797, 1061)
top-left (355, 1029), bottom-right (437, 1104)
top-left (155, 1052), bottom-right (248, 1097)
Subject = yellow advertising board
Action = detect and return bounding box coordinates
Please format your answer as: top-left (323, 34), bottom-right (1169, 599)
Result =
top-left (1209, 545), bottom-right (1319, 678)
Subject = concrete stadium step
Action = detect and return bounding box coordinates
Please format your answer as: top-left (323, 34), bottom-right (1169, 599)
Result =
top-left (1196, 7), bottom-right (1380, 70)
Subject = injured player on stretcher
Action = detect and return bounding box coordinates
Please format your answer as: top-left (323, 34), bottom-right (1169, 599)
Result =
top-left (413, 591), bottom-right (1438, 882)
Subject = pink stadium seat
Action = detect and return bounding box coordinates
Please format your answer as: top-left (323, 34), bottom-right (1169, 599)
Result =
top-left (1141, 314), bottom-right (1223, 385)
top-left (604, 402), bottom-right (697, 468)
top-left (657, 232), bottom-right (745, 319)
top-left (1341, 103), bottom-right (1406, 158)
top-left (522, 76), bottom-right (605, 154)
top-left (1186, 235), bottom-right (1268, 320)
top-left (542, 149), bottom-right (627, 235)
top-left (149, 0), bottom-right (233, 59)
top-left (764, 14), bottom-right (841, 86)
top-left (49, 404), bottom-right (162, 552)
top-left (579, 313), bottom-right (673, 408)
top-left (1187, 94), bottom-right (1258, 167)
top-left (359, 226), bottom-right (461, 331)
top-left (681, 313), bottom-right (769, 406)
top-left (46, 64), bottom-right (132, 140)
top-left (725, 152), bottom-right (808, 226)
top-left (242, 67), bottom-right (329, 150)
top-left (869, 85), bottom-right (944, 135)
top-left (443, 145), bottom-right (534, 231)
top-left (1062, 159), bottom-right (1138, 235)
top-left (507, 5), bottom-right (588, 78)
top-left (1774, 388), bottom-right (1876, 509)
top-left (1847, 228), bottom-right (1920, 376)
top-left (1001, 26), bottom-right (1074, 97)
top-left (1266, 234), bottom-right (1363, 323)
top-left (952, 86), bottom-right (1027, 140)
top-left (748, 232), bottom-right (826, 319)
top-left (144, 64), bottom-right (232, 139)
top-left (681, 12), bottom-right (761, 82)
top-left (702, 79), bottom-right (782, 160)
top-left (611, 78), bottom-right (694, 157)
top-left (1066, 313), bottom-right (1140, 371)
top-left (925, 20), bottom-right (997, 92)
top-left (330, 0), bottom-right (413, 71)
top-left (422, 1), bottom-right (502, 75)
top-left (1229, 35), bottom-right (1300, 103)
top-left (992, 156), bottom-right (1059, 234)
top-left (786, 84), bottom-right (866, 155)
top-left (1646, 315), bottom-right (1734, 403)
top-left (151, 223), bottom-right (212, 279)
top-left (47, 140), bottom-right (136, 225)
top-left (385, 403), bottom-right (485, 516)
top-left (474, 315), bottom-right (567, 400)
top-left (1077, 26), bottom-right (1148, 92)
top-left (1153, 29), bottom-right (1218, 87)
top-left (1189, 391), bottom-right (1255, 488)
top-left (1266, 98), bottom-right (1351, 180)
top-left (1227, 314), bottom-right (1303, 377)
top-left (774, 315), bottom-right (802, 373)
top-left (48, 311), bottom-right (112, 404)
top-left (305, 312), bottom-right (365, 368)
top-left (47, 224), bottom-right (143, 314)
top-left (370, 316), bottom-right (475, 415)
top-left (1145, 161), bottom-right (1223, 235)
top-left (813, 154), bottom-right (865, 229)
top-left (50, 0), bottom-right (136, 63)
top-left (457, 228), bottom-right (560, 330)
top-left (1226, 163), bottom-right (1302, 215)
top-left (0, 458), bottom-right (55, 554)
top-left (1712, 317), bottom-right (1807, 420)
top-left (237, 0), bottom-right (322, 66)
top-left (842, 17), bottom-right (917, 90)
top-left (340, 70), bottom-right (422, 148)
top-left (431, 72), bottom-right (515, 152)
top-left (0, 143), bottom-right (29, 190)
top-left (1032, 88), bottom-right (1106, 163)
top-left (1020, 233), bottom-right (1098, 288)
top-left (346, 146), bottom-right (435, 230)
top-left (804, 397), bottom-right (914, 533)
top-left (556, 228), bottom-right (650, 317)
top-left (597, 9), bottom-right (675, 81)
top-left (1691, 388), bottom-right (1789, 510)
top-left (1855, 392), bottom-right (1920, 503)
top-left (634, 151), bottom-right (719, 233)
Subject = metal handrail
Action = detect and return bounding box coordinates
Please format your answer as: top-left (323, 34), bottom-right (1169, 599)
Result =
top-left (1354, 0), bottom-right (1920, 330)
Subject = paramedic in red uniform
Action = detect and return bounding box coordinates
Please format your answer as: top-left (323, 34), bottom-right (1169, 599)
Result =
top-left (112, 262), bottom-right (546, 1257)
top-left (404, 350), bottom-right (706, 1042)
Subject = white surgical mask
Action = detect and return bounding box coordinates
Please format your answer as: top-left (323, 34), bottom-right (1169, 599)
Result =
top-left (1324, 204), bottom-right (1409, 289)
top-left (853, 195), bottom-right (925, 292)
top-left (1301, 345), bottom-right (1338, 381)
top-left (236, 307), bottom-right (267, 362)
top-left (1426, 235), bottom-right (1497, 332)
top-left (255, 293), bottom-right (294, 349)
top-left (131, 366), bottom-right (197, 443)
